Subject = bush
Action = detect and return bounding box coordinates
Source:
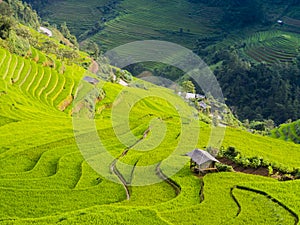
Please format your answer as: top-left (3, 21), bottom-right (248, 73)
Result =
top-left (268, 166), bottom-right (273, 176)
top-left (291, 168), bottom-right (300, 179)
top-left (216, 163), bottom-right (233, 172)
top-left (249, 156), bottom-right (262, 168)
top-left (0, 16), bottom-right (14, 39)
top-left (224, 146), bottom-right (238, 158)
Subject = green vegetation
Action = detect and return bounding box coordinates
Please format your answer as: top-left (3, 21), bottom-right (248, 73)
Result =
top-left (0, 1), bottom-right (300, 224)
top-left (22, 0), bottom-right (300, 123)
top-left (0, 46), bottom-right (300, 224)
top-left (242, 31), bottom-right (300, 64)
top-left (214, 48), bottom-right (300, 124)
top-left (25, 0), bottom-right (224, 49)
top-left (271, 120), bottom-right (300, 144)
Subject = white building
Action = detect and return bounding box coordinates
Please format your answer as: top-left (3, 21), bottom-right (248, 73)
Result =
top-left (39, 27), bottom-right (53, 37)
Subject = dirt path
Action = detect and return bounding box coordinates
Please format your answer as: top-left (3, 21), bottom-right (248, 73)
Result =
top-left (233, 185), bottom-right (299, 225)
top-left (230, 187), bottom-right (242, 217)
top-left (155, 162), bottom-right (181, 196)
top-left (109, 127), bottom-right (151, 200)
top-left (110, 158), bottom-right (131, 200)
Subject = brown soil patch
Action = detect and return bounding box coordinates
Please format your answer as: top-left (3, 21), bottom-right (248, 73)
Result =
top-left (89, 60), bottom-right (99, 74)
top-left (218, 157), bottom-right (275, 177)
top-left (58, 95), bottom-right (73, 111)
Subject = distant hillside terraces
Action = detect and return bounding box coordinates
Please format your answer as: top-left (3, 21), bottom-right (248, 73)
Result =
top-left (241, 30), bottom-right (300, 64)
top-left (271, 120), bottom-right (300, 144)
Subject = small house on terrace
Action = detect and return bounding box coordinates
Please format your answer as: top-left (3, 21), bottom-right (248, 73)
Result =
top-left (83, 76), bottom-right (99, 85)
top-left (185, 149), bottom-right (219, 174)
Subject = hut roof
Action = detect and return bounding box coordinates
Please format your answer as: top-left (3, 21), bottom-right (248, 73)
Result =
top-left (185, 149), bottom-right (219, 165)
top-left (83, 76), bottom-right (99, 85)
top-left (199, 101), bottom-right (208, 109)
top-left (39, 26), bottom-right (53, 37)
top-left (185, 93), bottom-right (196, 99)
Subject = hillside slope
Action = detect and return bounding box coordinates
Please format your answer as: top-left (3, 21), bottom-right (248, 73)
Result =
top-left (1, 44), bottom-right (300, 224)
top-left (22, 0), bottom-right (300, 124)
top-left (23, 0), bottom-right (299, 50)
top-left (1, 1), bottom-right (300, 224)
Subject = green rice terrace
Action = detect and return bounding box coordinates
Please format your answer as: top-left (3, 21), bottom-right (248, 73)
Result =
top-left (241, 30), bottom-right (300, 64)
top-left (271, 120), bottom-right (300, 144)
top-left (1, 44), bottom-right (300, 224)
top-left (28, 0), bottom-right (224, 50)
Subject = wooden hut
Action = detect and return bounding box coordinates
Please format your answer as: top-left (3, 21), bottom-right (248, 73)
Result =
top-left (185, 149), bottom-right (219, 174)
top-left (83, 76), bottom-right (99, 85)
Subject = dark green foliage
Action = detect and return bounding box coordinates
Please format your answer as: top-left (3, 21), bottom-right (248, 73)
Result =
top-left (21, 0), bottom-right (50, 12)
top-left (4, 0), bottom-right (40, 28)
top-left (214, 49), bottom-right (300, 124)
top-left (250, 121), bottom-right (266, 131)
top-left (0, 16), bottom-right (14, 39)
top-left (114, 68), bottom-right (132, 82)
top-left (225, 0), bottom-right (264, 28)
top-left (248, 156), bottom-right (262, 168)
top-left (215, 162), bottom-right (233, 172)
top-left (0, 1), bottom-right (13, 16)
top-left (59, 22), bottom-right (78, 48)
top-left (182, 80), bottom-right (195, 93)
top-left (81, 40), bottom-right (100, 59)
top-left (224, 146), bottom-right (238, 158)
top-left (220, 146), bottom-right (300, 175)
top-left (124, 62), bottom-right (185, 82)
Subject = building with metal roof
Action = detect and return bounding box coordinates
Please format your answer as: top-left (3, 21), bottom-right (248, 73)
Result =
top-left (185, 149), bottom-right (219, 174)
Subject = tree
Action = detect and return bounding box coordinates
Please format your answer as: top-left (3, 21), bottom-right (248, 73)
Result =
top-left (0, 1), bottom-right (13, 17)
top-left (60, 22), bottom-right (78, 48)
top-left (223, 0), bottom-right (264, 28)
top-left (182, 80), bottom-right (195, 93)
top-left (42, 40), bottom-right (58, 54)
top-left (264, 119), bottom-right (275, 131)
top-left (0, 16), bottom-right (14, 39)
top-left (85, 41), bottom-right (100, 59)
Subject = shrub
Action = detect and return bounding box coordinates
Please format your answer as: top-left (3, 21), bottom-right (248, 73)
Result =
top-left (224, 146), bottom-right (238, 158)
top-left (249, 156), bottom-right (262, 168)
top-left (268, 165), bottom-right (273, 176)
top-left (291, 168), bottom-right (300, 179)
top-left (216, 163), bottom-right (233, 172)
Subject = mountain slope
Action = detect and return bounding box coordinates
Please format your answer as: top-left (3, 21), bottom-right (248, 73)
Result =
top-left (22, 0), bottom-right (300, 124)
top-left (1, 44), bottom-right (300, 224)
top-left (1, 1), bottom-right (300, 224)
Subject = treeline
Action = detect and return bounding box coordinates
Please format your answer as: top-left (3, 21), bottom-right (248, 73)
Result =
top-left (0, 0), bottom-right (40, 54)
top-left (20, 0), bottom-right (51, 12)
top-left (0, 0), bottom-right (84, 67)
top-left (1, 0), bottom-right (40, 29)
top-left (189, 0), bottom-right (300, 28)
top-left (212, 49), bottom-right (300, 124)
top-left (122, 50), bottom-right (300, 125)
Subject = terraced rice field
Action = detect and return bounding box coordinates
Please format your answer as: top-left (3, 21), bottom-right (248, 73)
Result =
top-left (242, 31), bottom-right (300, 64)
top-left (31, 0), bottom-right (112, 37)
top-left (1, 47), bottom-right (300, 224)
top-left (83, 0), bottom-right (224, 49)
top-left (280, 16), bottom-right (300, 34)
top-left (32, 0), bottom-right (224, 50)
top-left (0, 48), bottom-right (82, 113)
top-left (271, 120), bottom-right (300, 144)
